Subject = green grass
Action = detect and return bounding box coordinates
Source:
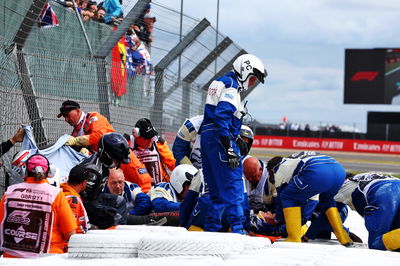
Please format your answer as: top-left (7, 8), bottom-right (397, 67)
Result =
top-left (385, 61), bottom-right (400, 73)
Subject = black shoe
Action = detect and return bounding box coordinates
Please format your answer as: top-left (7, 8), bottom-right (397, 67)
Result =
top-left (349, 231), bottom-right (363, 243)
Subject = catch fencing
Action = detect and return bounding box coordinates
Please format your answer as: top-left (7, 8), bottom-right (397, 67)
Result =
top-left (0, 0), bottom-right (256, 194)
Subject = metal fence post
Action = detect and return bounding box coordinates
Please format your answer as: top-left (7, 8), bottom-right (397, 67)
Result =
top-left (14, 48), bottom-right (48, 147)
top-left (152, 18), bottom-right (211, 132)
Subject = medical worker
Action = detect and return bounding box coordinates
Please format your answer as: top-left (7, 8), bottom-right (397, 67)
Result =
top-left (200, 54), bottom-right (266, 234)
top-left (266, 151), bottom-right (352, 246)
top-left (334, 172), bottom-right (400, 251)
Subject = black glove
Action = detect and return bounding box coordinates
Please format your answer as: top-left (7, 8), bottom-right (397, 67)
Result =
top-left (220, 136), bottom-right (240, 169)
top-left (236, 136), bottom-right (249, 156)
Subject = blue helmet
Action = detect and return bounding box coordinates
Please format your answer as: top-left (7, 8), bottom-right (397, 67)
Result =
top-left (98, 133), bottom-right (130, 168)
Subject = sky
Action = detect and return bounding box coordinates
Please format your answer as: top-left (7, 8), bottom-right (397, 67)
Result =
top-left (152, 0), bottom-right (400, 132)
top-left (3, 210), bottom-right (400, 265)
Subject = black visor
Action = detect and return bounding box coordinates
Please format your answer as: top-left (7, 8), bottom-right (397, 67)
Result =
top-left (253, 68), bottom-right (266, 84)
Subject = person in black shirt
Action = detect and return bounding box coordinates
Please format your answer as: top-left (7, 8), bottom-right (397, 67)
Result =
top-left (1, 128), bottom-right (25, 156)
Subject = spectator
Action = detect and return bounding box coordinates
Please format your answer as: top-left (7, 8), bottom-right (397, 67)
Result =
top-left (81, 0), bottom-right (96, 22)
top-left (126, 118), bottom-right (175, 185)
top-left (134, 12), bottom-right (156, 46)
top-left (58, 100), bottom-right (115, 153)
top-left (87, 0), bottom-right (97, 13)
top-left (93, 6), bottom-right (106, 23)
top-left (126, 32), bottom-right (145, 76)
top-left (266, 151), bottom-right (352, 246)
top-left (60, 164), bottom-right (91, 235)
top-left (0, 128), bottom-right (25, 156)
top-left (304, 124), bottom-right (311, 136)
top-left (103, 168), bottom-right (152, 216)
top-left (0, 154), bottom-right (76, 257)
top-left (103, 0), bottom-right (123, 25)
top-left (63, 0), bottom-right (74, 10)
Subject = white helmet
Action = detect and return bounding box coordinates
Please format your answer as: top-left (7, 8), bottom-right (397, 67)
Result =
top-left (11, 149), bottom-right (34, 178)
top-left (170, 164), bottom-right (199, 194)
top-left (46, 165), bottom-right (63, 187)
top-left (233, 54), bottom-right (266, 91)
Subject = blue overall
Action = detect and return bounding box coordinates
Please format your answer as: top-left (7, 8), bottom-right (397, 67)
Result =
top-left (362, 180), bottom-right (400, 250)
top-left (201, 71), bottom-right (245, 233)
top-left (277, 155), bottom-right (346, 212)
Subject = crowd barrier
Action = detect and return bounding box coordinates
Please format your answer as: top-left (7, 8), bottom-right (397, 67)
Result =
top-left (253, 135), bottom-right (400, 155)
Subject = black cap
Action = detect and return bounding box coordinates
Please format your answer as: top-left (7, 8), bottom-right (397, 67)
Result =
top-left (57, 100), bottom-right (80, 118)
top-left (135, 118), bottom-right (158, 139)
top-left (68, 164), bottom-right (90, 185)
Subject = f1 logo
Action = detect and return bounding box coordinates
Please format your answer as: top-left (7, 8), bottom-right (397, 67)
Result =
top-left (351, 71), bottom-right (378, 81)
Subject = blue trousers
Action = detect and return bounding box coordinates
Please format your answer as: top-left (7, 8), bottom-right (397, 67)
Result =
top-left (364, 180), bottom-right (400, 251)
top-left (305, 202), bottom-right (349, 240)
top-left (280, 160), bottom-right (346, 211)
top-left (201, 130), bottom-right (244, 233)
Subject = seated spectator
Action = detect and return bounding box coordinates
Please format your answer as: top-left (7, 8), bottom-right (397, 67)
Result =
top-left (125, 118), bottom-right (175, 185)
top-left (61, 164), bottom-right (91, 235)
top-left (103, 168), bottom-right (152, 216)
top-left (0, 154), bottom-right (76, 257)
top-left (93, 6), bottom-right (106, 23)
top-left (103, 0), bottom-right (123, 25)
top-left (1, 128), bottom-right (25, 156)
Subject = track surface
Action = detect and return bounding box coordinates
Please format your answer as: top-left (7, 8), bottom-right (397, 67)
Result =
top-left (250, 148), bottom-right (400, 175)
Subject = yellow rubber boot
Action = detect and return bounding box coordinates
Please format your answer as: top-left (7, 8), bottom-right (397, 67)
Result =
top-left (301, 224), bottom-right (309, 237)
top-left (188, 225), bottom-right (204, 231)
top-left (382, 228), bottom-right (400, 251)
top-left (283, 207), bottom-right (302, 242)
top-left (325, 207), bottom-right (353, 246)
